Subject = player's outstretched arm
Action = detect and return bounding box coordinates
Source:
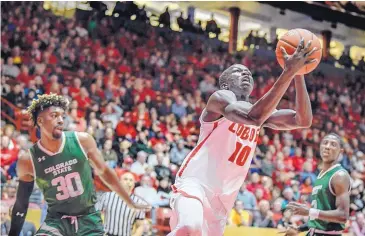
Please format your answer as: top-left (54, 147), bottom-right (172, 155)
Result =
top-left (9, 151), bottom-right (35, 236)
top-left (287, 171), bottom-right (350, 224)
top-left (207, 39), bottom-right (316, 127)
top-left (263, 74), bottom-right (312, 130)
top-left (77, 132), bottom-right (150, 211)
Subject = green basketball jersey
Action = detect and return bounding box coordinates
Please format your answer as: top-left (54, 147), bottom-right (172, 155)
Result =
top-left (308, 164), bottom-right (347, 232)
top-left (29, 131), bottom-right (97, 215)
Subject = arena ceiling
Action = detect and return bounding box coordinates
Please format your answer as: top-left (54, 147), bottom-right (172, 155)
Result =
top-left (161, 1), bottom-right (365, 48)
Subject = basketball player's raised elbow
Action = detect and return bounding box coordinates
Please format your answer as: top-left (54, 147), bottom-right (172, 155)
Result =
top-left (295, 113), bottom-right (312, 128)
top-left (296, 117), bottom-right (312, 128)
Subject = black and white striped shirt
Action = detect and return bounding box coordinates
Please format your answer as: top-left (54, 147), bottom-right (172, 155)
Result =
top-left (97, 192), bottom-right (145, 236)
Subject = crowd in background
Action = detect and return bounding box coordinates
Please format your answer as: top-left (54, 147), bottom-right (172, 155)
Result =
top-left (1, 2), bottom-right (365, 235)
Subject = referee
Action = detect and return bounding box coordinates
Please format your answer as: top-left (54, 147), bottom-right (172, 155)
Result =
top-left (97, 172), bottom-right (147, 236)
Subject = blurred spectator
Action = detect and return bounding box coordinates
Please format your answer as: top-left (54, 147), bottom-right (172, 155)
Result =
top-left (101, 140), bottom-right (118, 168)
top-left (5, 83), bottom-right (24, 111)
top-left (131, 151), bottom-right (149, 176)
top-left (171, 96), bottom-right (187, 119)
top-left (206, 14), bottom-right (221, 37)
top-left (153, 153), bottom-right (172, 181)
top-left (236, 183), bottom-right (257, 211)
top-left (158, 7), bottom-right (171, 28)
top-left (1, 183), bottom-right (17, 206)
top-left (292, 147), bottom-right (305, 172)
top-left (136, 5), bottom-right (149, 23)
top-left (156, 177), bottom-right (171, 207)
top-left (351, 212), bottom-right (365, 236)
top-left (1, 204), bottom-right (36, 236)
top-left (130, 132), bottom-right (153, 156)
top-left (350, 181), bottom-right (365, 213)
top-left (272, 198), bottom-right (284, 225)
top-left (259, 151), bottom-right (275, 177)
top-left (299, 161), bottom-right (317, 184)
top-left (338, 51), bottom-right (353, 68)
top-left (357, 56), bottom-right (365, 72)
top-left (300, 177), bottom-right (313, 195)
top-left (244, 30), bottom-right (254, 48)
top-left (228, 200), bottom-right (251, 226)
top-left (281, 187), bottom-right (296, 209)
top-left (2, 58), bottom-right (20, 78)
top-left (134, 175), bottom-right (159, 206)
top-left (253, 200), bottom-right (275, 228)
top-left (199, 75), bottom-right (218, 95)
top-left (277, 210), bottom-right (293, 230)
top-left (101, 101), bottom-right (123, 129)
top-left (176, 12), bottom-right (187, 31)
top-left (118, 140), bottom-right (132, 160)
top-left (246, 173), bottom-right (269, 200)
top-left (116, 112), bottom-right (137, 139)
top-left (1, 135), bottom-right (18, 169)
top-left (169, 139), bottom-right (190, 166)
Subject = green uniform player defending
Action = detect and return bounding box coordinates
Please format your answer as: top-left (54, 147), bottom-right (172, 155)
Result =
top-left (9, 94), bottom-right (150, 236)
top-left (280, 133), bottom-right (351, 236)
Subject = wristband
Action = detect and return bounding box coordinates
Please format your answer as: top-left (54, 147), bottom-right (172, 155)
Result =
top-left (309, 208), bottom-right (320, 220)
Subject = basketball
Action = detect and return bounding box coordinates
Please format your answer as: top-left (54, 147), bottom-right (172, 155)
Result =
top-left (275, 28), bottom-right (322, 75)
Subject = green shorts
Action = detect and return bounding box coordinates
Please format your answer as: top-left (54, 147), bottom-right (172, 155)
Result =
top-left (35, 211), bottom-right (104, 236)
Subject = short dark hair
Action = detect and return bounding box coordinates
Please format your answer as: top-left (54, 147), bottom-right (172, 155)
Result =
top-left (219, 66), bottom-right (232, 89)
top-left (27, 93), bottom-right (69, 127)
top-left (323, 132), bottom-right (343, 148)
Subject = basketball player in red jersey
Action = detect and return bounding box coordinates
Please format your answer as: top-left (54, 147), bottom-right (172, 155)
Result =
top-left (169, 38), bottom-right (318, 236)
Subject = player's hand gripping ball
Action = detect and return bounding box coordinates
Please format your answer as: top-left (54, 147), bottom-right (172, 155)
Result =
top-left (276, 28), bottom-right (322, 75)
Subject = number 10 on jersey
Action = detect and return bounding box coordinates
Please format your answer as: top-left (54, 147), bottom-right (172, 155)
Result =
top-left (228, 142), bottom-right (252, 166)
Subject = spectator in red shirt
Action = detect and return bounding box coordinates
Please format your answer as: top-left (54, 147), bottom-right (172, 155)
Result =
top-left (118, 59), bottom-right (132, 74)
top-left (16, 65), bottom-right (32, 87)
top-left (45, 75), bottom-right (60, 94)
top-left (42, 50), bottom-right (58, 65)
top-left (141, 80), bottom-right (156, 101)
top-left (292, 147), bottom-right (305, 172)
top-left (178, 116), bottom-right (192, 139)
top-left (103, 69), bottom-right (121, 88)
top-left (180, 67), bottom-right (198, 93)
top-left (106, 41), bottom-right (121, 61)
top-left (131, 103), bottom-right (150, 126)
top-left (74, 87), bottom-right (91, 115)
top-left (136, 46), bottom-right (150, 60)
top-left (116, 112), bottom-right (137, 139)
top-left (69, 78), bottom-right (82, 98)
top-left (304, 147), bottom-right (318, 171)
top-left (0, 136), bottom-right (18, 168)
top-left (246, 173), bottom-right (270, 200)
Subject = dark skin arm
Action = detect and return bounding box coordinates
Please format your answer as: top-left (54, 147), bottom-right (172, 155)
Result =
top-left (206, 39), bottom-right (316, 127)
top-left (77, 132), bottom-right (150, 211)
top-left (263, 75), bottom-right (312, 130)
top-left (9, 151), bottom-right (35, 235)
top-left (287, 171), bottom-right (351, 224)
top-left (16, 151), bottom-right (35, 182)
